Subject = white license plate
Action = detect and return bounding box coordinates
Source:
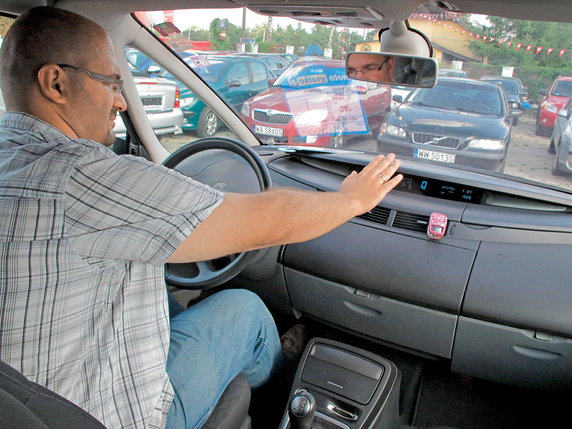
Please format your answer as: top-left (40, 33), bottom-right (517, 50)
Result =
top-left (254, 125), bottom-right (284, 137)
top-left (414, 148), bottom-right (456, 164)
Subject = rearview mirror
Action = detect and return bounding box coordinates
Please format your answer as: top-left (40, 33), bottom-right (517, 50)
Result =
top-left (346, 52), bottom-right (438, 88)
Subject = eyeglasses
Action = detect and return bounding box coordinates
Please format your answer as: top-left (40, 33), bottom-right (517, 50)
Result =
top-left (57, 64), bottom-right (124, 94)
top-left (347, 57), bottom-right (391, 78)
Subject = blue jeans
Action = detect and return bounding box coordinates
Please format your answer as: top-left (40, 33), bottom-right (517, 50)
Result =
top-left (165, 289), bottom-right (283, 429)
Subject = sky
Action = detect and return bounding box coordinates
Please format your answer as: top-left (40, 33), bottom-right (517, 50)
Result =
top-left (172, 8), bottom-right (314, 32)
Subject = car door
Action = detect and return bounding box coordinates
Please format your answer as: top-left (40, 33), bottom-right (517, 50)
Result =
top-left (218, 60), bottom-right (251, 112)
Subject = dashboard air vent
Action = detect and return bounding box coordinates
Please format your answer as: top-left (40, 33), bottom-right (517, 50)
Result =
top-left (392, 212), bottom-right (430, 233)
top-left (358, 206), bottom-right (391, 225)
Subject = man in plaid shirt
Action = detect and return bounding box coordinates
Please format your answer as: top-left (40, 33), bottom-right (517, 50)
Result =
top-left (0, 6), bottom-right (401, 429)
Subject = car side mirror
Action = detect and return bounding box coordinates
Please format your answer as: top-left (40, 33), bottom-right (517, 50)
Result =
top-left (392, 94), bottom-right (403, 104)
top-left (227, 80), bottom-right (241, 88)
top-left (147, 65), bottom-right (161, 74)
top-left (346, 52), bottom-right (438, 88)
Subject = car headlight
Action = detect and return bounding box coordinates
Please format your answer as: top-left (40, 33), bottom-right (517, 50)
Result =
top-left (240, 103), bottom-right (250, 118)
top-left (180, 96), bottom-right (195, 107)
top-left (296, 109), bottom-right (328, 126)
top-left (381, 123), bottom-right (407, 138)
top-left (467, 139), bottom-right (506, 151)
top-left (543, 102), bottom-right (558, 114)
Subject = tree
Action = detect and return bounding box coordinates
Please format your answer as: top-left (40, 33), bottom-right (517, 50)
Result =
top-left (181, 26), bottom-right (210, 41)
top-left (468, 16), bottom-right (571, 68)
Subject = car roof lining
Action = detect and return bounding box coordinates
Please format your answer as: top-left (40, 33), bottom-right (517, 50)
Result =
top-left (2, 0), bottom-right (572, 25)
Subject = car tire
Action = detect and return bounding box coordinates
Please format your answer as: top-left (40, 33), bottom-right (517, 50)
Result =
top-left (535, 121), bottom-right (549, 137)
top-left (196, 108), bottom-right (219, 138)
top-left (551, 142), bottom-right (564, 176)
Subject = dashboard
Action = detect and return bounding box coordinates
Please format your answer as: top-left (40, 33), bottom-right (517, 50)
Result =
top-left (224, 146), bottom-right (572, 392)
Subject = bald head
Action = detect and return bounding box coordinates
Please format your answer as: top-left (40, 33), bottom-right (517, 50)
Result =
top-left (0, 6), bottom-right (107, 110)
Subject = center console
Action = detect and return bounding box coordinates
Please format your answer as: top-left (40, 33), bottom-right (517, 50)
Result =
top-left (280, 338), bottom-right (402, 429)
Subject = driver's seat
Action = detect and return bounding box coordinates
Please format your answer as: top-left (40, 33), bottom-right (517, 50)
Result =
top-left (0, 358), bottom-right (251, 429)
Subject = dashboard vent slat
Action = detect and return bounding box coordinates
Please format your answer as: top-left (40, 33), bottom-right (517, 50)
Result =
top-left (393, 212), bottom-right (430, 233)
top-left (358, 206), bottom-right (391, 225)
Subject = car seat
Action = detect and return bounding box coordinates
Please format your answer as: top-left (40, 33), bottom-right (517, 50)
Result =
top-left (0, 359), bottom-right (251, 429)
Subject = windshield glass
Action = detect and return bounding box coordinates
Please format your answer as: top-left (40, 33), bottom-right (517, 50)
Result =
top-left (134, 5), bottom-right (572, 193)
top-left (409, 80), bottom-right (503, 116)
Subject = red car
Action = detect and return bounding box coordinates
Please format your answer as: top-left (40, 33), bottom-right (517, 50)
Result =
top-left (536, 75), bottom-right (572, 136)
top-left (240, 59), bottom-right (391, 148)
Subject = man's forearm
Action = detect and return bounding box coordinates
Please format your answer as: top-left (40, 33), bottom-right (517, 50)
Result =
top-left (168, 154), bottom-right (402, 263)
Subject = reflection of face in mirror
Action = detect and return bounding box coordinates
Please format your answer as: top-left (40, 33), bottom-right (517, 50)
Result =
top-left (346, 52), bottom-right (438, 88)
top-left (347, 53), bottom-right (394, 83)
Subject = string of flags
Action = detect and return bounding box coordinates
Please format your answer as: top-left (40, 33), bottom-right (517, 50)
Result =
top-left (410, 13), bottom-right (568, 58)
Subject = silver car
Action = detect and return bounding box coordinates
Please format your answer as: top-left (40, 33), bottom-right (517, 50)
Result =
top-left (114, 66), bottom-right (183, 139)
top-left (550, 98), bottom-right (572, 175)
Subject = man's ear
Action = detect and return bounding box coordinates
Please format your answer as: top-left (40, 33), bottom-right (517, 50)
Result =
top-left (37, 64), bottom-right (69, 105)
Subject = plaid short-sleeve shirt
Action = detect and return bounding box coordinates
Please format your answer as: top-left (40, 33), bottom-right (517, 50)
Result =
top-left (0, 112), bottom-right (224, 428)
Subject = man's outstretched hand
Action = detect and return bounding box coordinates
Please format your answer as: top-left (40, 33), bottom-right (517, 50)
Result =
top-left (338, 153), bottom-right (403, 215)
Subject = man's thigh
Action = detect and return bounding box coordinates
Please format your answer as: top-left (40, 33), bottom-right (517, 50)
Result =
top-left (166, 289), bottom-right (282, 429)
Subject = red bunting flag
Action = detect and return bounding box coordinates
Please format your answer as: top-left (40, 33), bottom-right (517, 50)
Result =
top-left (482, 36), bottom-right (488, 41)
top-left (535, 47), bottom-right (543, 54)
top-left (516, 43), bottom-right (522, 50)
top-left (507, 41), bottom-right (512, 47)
top-left (560, 49), bottom-right (567, 57)
top-left (525, 45), bottom-right (533, 52)
top-left (547, 48), bottom-right (555, 55)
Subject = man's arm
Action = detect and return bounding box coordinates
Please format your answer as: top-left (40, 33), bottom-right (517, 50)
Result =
top-left (168, 154), bottom-right (402, 263)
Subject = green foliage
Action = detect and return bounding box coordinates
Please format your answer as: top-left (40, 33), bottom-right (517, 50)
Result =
top-left (209, 18), bottom-right (243, 51)
top-left (468, 16), bottom-right (571, 69)
top-left (180, 26), bottom-right (209, 41)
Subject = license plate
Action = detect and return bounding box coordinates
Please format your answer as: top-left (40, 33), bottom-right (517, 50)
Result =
top-left (414, 148), bottom-right (456, 164)
top-left (254, 125), bottom-right (284, 137)
top-left (141, 96), bottom-right (162, 106)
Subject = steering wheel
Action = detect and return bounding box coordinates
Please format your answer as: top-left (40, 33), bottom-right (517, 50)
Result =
top-left (162, 137), bottom-right (272, 289)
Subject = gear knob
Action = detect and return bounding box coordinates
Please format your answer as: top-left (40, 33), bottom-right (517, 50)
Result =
top-left (288, 390), bottom-right (316, 429)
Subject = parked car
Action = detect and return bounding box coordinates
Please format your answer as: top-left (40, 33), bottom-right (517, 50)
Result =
top-left (238, 53), bottom-right (290, 76)
top-left (480, 75), bottom-right (526, 125)
top-left (113, 64), bottom-right (183, 139)
top-left (378, 77), bottom-right (512, 172)
top-left (240, 59), bottom-right (391, 147)
top-left (549, 97), bottom-right (572, 175)
top-left (536, 75), bottom-right (572, 136)
top-left (438, 68), bottom-right (467, 78)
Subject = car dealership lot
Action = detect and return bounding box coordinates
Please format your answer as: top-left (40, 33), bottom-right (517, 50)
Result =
top-left (161, 112), bottom-right (572, 191)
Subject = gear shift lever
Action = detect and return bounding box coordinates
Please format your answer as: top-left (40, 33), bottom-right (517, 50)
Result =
top-left (288, 390), bottom-right (316, 429)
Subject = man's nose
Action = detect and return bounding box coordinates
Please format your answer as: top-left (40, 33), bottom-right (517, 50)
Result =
top-left (115, 92), bottom-right (127, 112)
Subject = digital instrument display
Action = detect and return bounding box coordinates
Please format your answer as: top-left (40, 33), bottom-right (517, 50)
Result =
top-left (398, 175), bottom-right (482, 203)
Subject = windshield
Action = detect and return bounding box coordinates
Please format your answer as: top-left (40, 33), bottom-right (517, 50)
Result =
top-left (484, 79), bottom-right (518, 95)
top-left (409, 80), bottom-right (503, 116)
top-left (133, 6), bottom-right (572, 193)
top-left (552, 80), bottom-right (572, 97)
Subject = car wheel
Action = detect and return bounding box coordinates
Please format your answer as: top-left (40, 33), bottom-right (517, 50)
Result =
top-left (551, 141), bottom-right (564, 176)
top-left (196, 108), bottom-right (219, 137)
top-left (535, 121), bottom-right (549, 137)
top-left (329, 133), bottom-right (347, 149)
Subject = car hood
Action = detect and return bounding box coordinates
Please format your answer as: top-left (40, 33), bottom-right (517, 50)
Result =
top-left (390, 104), bottom-right (509, 139)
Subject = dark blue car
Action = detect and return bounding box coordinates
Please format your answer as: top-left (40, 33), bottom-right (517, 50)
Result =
top-left (378, 77), bottom-right (514, 172)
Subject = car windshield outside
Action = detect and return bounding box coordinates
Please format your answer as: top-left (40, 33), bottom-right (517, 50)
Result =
top-left (127, 6), bottom-right (572, 193)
